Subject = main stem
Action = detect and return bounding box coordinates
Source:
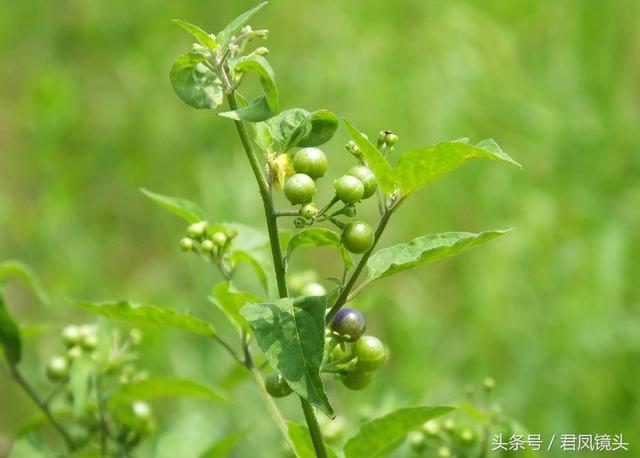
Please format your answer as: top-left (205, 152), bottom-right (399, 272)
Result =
top-left (10, 367), bottom-right (75, 451)
top-left (226, 93), bottom-right (328, 458)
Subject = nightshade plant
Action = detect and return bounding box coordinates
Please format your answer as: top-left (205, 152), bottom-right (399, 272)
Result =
top-left (0, 3), bottom-right (523, 457)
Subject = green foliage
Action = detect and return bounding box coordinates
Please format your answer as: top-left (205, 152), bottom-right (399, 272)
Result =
top-left (0, 260), bottom-right (50, 306)
top-left (140, 188), bottom-right (207, 224)
top-left (344, 119), bottom-right (521, 196)
top-left (219, 95), bottom-right (273, 122)
top-left (108, 378), bottom-right (228, 408)
top-left (211, 281), bottom-right (261, 333)
top-left (260, 108), bottom-right (338, 152)
top-left (364, 229), bottom-right (511, 285)
top-left (199, 429), bottom-right (248, 458)
top-left (0, 294), bottom-right (21, 367)
top-left (231, 55), bottom-right (278, 113)
top-left (215, 2), bottom-right (268, 51)
top-left (75, 300), bottom-right (215, 337)
top-left (287, 422), bottom-right (338, 458)
top-left (169, 53), bottom-right (224, 109)
top-left (172, 19), bottom-right (217, 50)
top-left (343, 406), bottom-right (454, 458)
top-left (240, 296), bottom-right (334, 417)
top-left (285, 227), bottom-right (352, 271)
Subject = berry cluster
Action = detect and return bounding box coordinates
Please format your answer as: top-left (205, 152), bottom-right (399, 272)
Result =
top-left (44, 324), bottom-right (154, 452)
top-left (179, 221), bottom-right (239, 268)
top-left (280, 138), bottom-right (397, 255)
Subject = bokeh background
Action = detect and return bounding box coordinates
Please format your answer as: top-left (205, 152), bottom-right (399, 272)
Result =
top-left (1, 0), bottom-right (639, 456)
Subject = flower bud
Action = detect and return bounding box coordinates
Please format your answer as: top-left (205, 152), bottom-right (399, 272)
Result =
top-left (201, 239), bottom-right (215, 252)
top-left (255, 47), bottom-right (269, 55)
top-left (180, 237), bottom-right (195, 251)
top-left (62, 325), bottom-right (82, 347)
top-left (187, 221), bottom-right (207, 238)
top-left (211, 231), bottom-right (228, 247)
top-left (294, 217), bottom-right (307, 228)
top-left (300, 203), bottom-right (317, 220)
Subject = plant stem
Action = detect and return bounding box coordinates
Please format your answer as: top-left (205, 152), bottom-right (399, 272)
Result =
top-left (9, 366), bottom-right (75, 451)
top-left (300, 398), bottom-right (328, 458)
top-left (326, 207), bottom-right (395, 322)
top-left (225, 92), bottom-right (329, 458)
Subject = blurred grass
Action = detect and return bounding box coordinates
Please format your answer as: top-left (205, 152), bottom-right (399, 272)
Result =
top-left (1, 0), bottom-right (639, 456)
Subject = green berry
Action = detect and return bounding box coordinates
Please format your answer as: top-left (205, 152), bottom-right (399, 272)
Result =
top-left (385, 132), bottom-right (398, 146)
top-left (284, 173), bottom-right (316, 204)
top-left (180, 237), bottom-right (195, 251)
top-left (334, 175), bottom-right (364, 204)
top-left (187, 221), bottom-right (207, 238)
top-left (211, 231), bottom-right (228, 246)
top-left (423, 420), bottom-right (440, 435)
top-left (355, 335), bottom-right (386, 371)
top-left (300, 203), bottom-right (318, 220)
top-left (46, 356), bottom-right (69, 382)
top-left (442, 418), bottom-right (456, 432)
top-left (293, 147), bottom-right (328, 179)
top-left (201, 239), bottom-right (215, 252)
top-left (341, 221), bottom-right (374, 254)
top-left (294, 217), bottom-right (307, 228)
top-left (61, 325), bottom-right (81, 347)
top-left (347, 165), bottom-right (377, 199)
top-left (265, 373), bottom-right (293, 398)
top-left (340, 371), bottom-right (372, 390)
top-left (301, 282), bottom-right (326, 296)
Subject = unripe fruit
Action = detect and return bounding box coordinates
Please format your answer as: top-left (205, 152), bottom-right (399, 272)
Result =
top-left (345, 140), bottom-right (361, 156)
top-left (341, 221), bottom-right (374, 254)
top-left (340, 371), bottom-right (372, 390)
top-left (46, 356), bottom-right (69, 382)
top-left (354, 335), bottom-right (386, 371)
top-left (201, 239), bottom-right (215, 252)
top-left (61, 325), bottom-right (81, 347)
top-left (334, 175), bottom-right (364, 204)
top-left (180, 237), bottom-right (195, 251)
top-left (294, 217), bottom-right (307, 228)
top-left (347, 165), bottom-right (377, 199)
top-left (292, 147), bottom-right (328, 179)
top-left (284, 173), bottom-right (316, 205)
top-left (265, 373), bottom-right (293, 398)
top-left (386, 133), bottom-right (398, 146)
top-left (301, 282), bottom-right (326, 297)
top-left (423, 420), bottom-right (440, 435)
top-left (483, 377), bottom-right (495, 391)
top-left (67, 346), bottom-right (83, 359)
top-left (330, 308), bottom-right (366, 342)
top-left (187, 221), bottom-right (207, 238)
top-left (211, 231), bottom-right (228, 246)
top-left (300, 203), bottom-right (318, 220)
top-left (443, 418), bottom-right (456, 432)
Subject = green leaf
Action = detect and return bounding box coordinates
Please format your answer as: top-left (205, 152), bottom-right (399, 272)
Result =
top-left (219, 95), bottom-right (274, 122)
top-left (140, 188), bottom-right (207, 224)
top-left (287, 422), bottom-right (338, 458)
top-left (344, 406), bottom-right (454, 458)
top-left (0, 293), bottom-right (21, 367)
top-left (394, 139), bottom-right (522, 195)
top-left (240, 296), bottom-right (334, 417)
top-left (225, 222), bottom-right (270, 252)
top-left (229, 250), bottom-right (269, 293)
top-left (232, 55), bottom-right (278, 113)
top-left (365, 229), bottom-right (511, 285)
top-left (75, 300), bottom-right (215, 337)
top-left (343, 119), bottom-right (396, 194)
top-left (297, 110), bottom-right (339, 147)
top-left (284, 228), bottom-right (352, 271)
top-left (0, 260), bottom-right (49, 305)
top-left (265, 108), bottom-right (311, 152)
top-left (200, 429), bottom-right (248, 458)
top-left (108, 377), bottom-right (228, 408)
top-left (216, 2), bottom-right (268, 51)
top-left (212, 281), bottom-right (263, 333)
top-left (170, 53), bottom-right (224, 110)
top-left (172, 19), bottom-right (217, 49)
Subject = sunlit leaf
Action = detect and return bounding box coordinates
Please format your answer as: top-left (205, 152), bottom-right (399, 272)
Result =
top-left (229, 250), bottom-right (269, 293)
top-left (172, 19), bottom-right (217, 49)
top-left (219, 95), bottom-right (274, 122)
top-left (297, 110), bottom-right (339, 148)
top-left (216, 2), bottom-right (268, 51)
top-left (140, 188), bottom-right (207, 224)
top-left (344, 406), bottom-right (454, 458)
top-left (75, 300), bottom-right (215, 337)
top-left (232, 55), bottom-right (278, 113)
top-left (170, 53), bottom-right (224, 109)
top-left (240, 296), bottom-right (334, 417)
top-left (265, 108), bottom-right (311, 152)
top-left (365, 229), bottom-right (511, 285)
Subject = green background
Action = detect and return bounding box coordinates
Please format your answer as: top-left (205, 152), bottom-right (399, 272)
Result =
top-left (1, 0), bottom-right (638, 456)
